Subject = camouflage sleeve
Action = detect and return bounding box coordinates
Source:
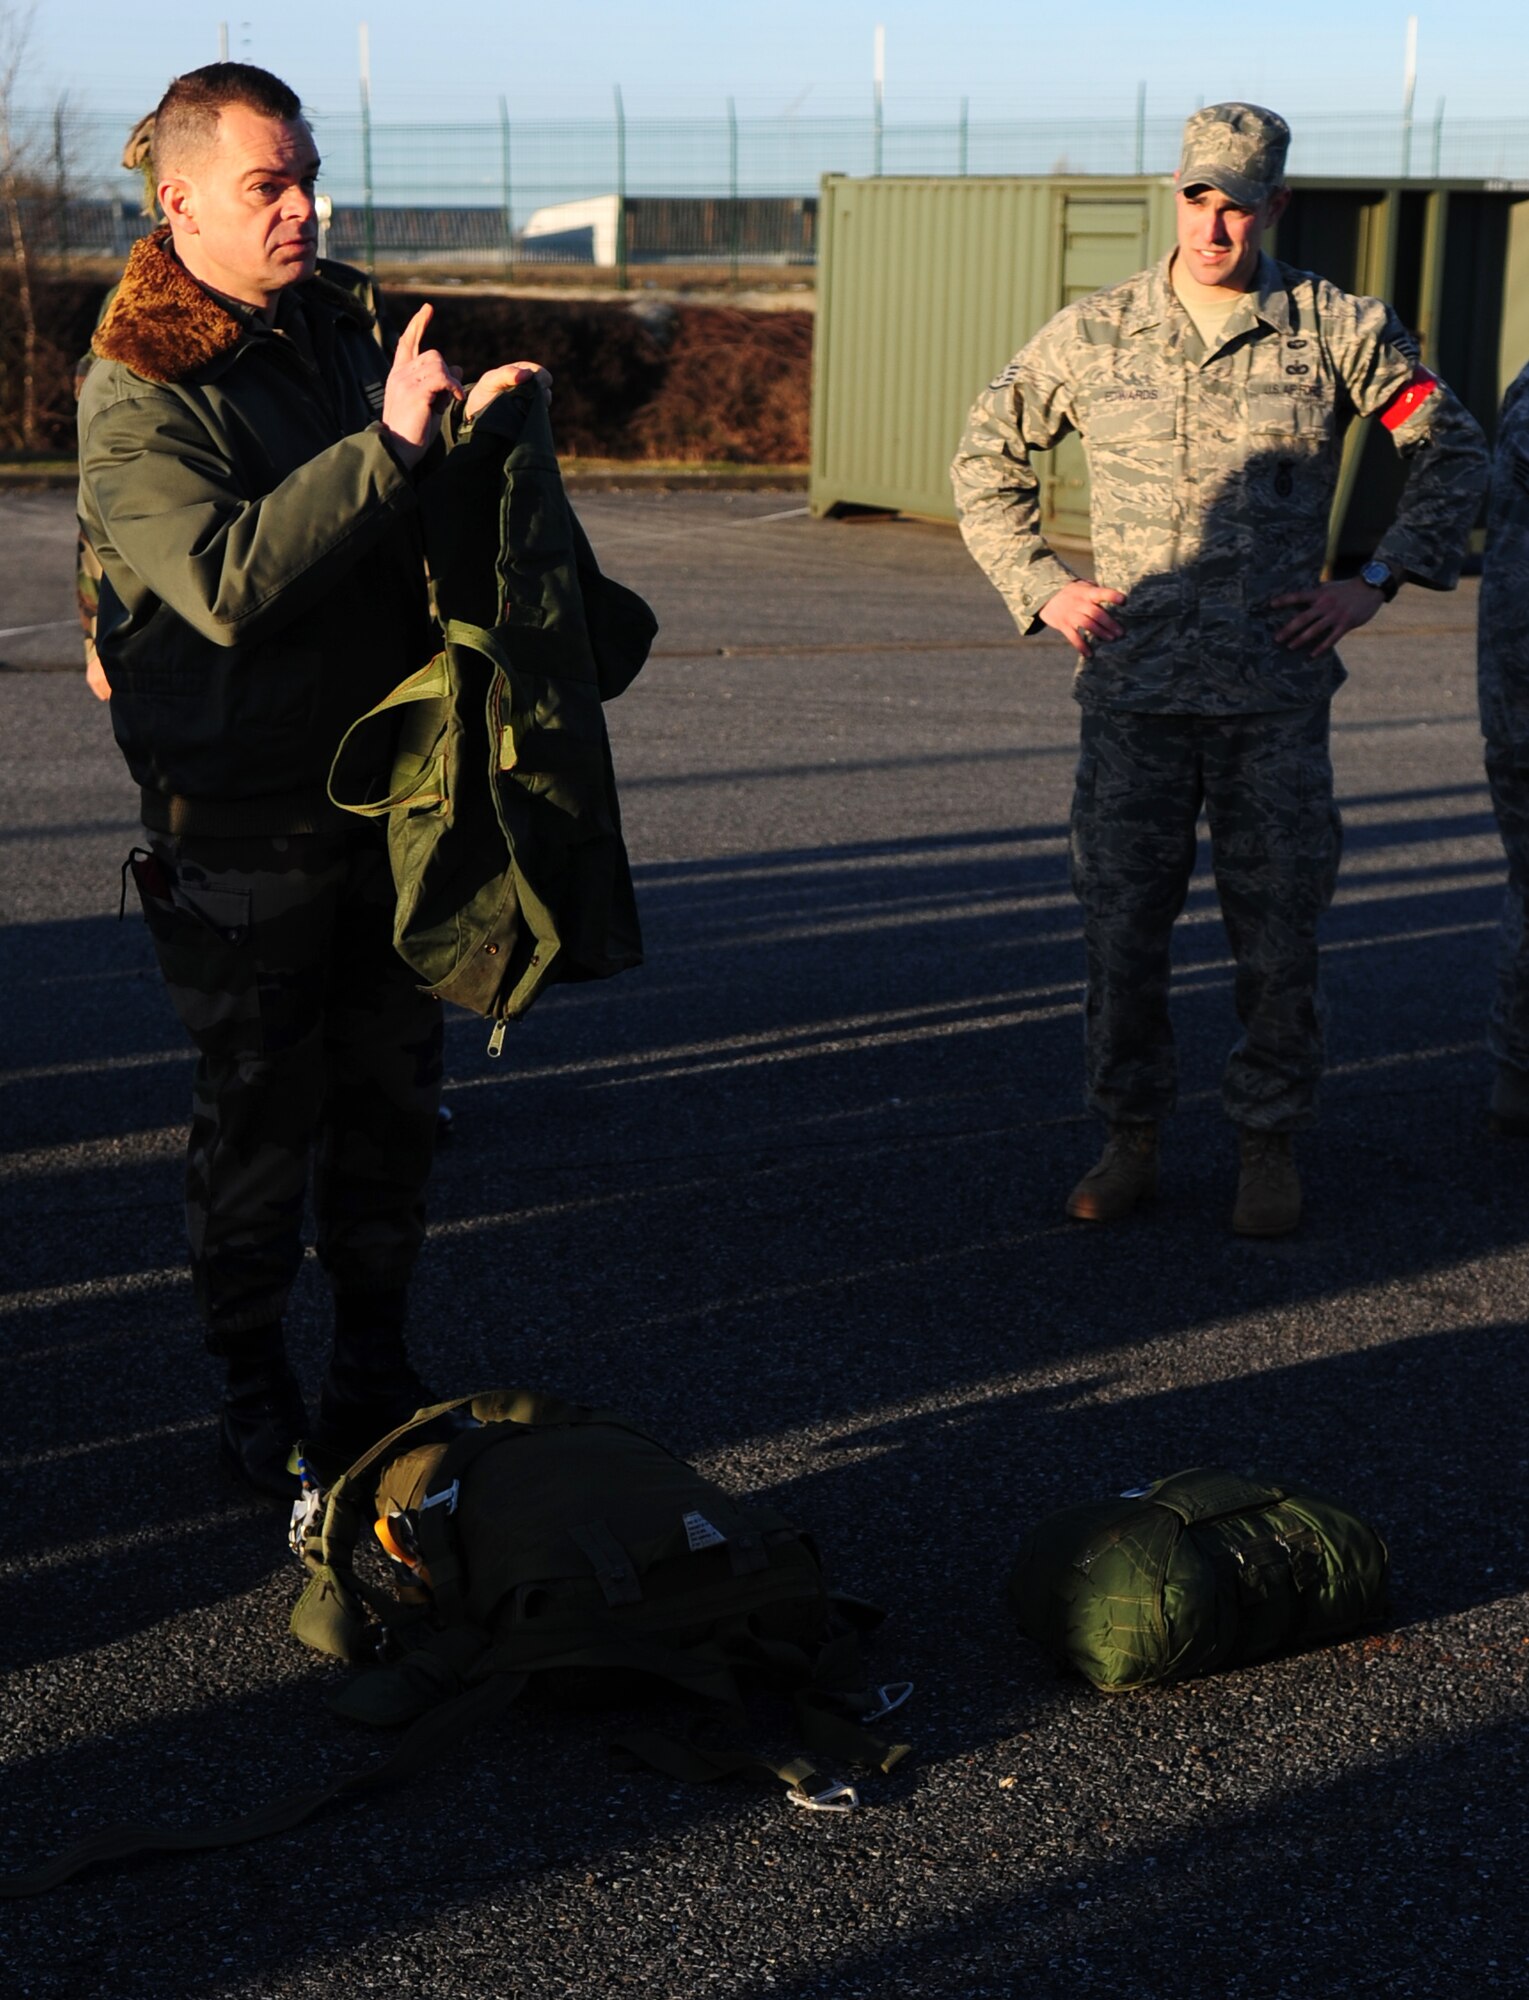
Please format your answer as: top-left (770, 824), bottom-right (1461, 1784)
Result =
top-left (950, 328), bottom-right (1083, 634)
top-left (1478, 364), bottom-right (1529, 723)
top-left (1322, 286), bottom-right (1489, 589)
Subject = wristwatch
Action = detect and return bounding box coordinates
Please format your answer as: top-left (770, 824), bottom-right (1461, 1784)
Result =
top-left (1359, 558), bottom-right (1400, 601)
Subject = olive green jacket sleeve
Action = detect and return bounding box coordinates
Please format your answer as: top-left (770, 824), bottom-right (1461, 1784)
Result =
top-left (78, 372), bottom-right (418, 651)
top-left (949, 325), bottom-right (1087, 634)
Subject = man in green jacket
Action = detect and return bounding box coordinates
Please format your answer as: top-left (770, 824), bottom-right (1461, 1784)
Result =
top-left (78, 61), bottom-right (544, 1497)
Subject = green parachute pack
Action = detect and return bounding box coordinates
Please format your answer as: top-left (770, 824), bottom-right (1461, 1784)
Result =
top-left (1, 1392), bottom-right (910, 1897)
top-left (328, 382), bottom-right (655, 1053)
top-left (1008, 1467), bottom-right (1389, 1692)
top-left (289, 1391), bottom-right (911, 1796)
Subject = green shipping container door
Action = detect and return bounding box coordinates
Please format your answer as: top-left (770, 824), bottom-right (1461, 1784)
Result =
top-left (809, 172), bottom-right (1529, 566)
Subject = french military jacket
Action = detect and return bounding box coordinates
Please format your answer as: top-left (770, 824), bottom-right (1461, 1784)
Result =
top-left (78, 227), bottom-right (435, 831)
top-left (952, 251), bottom-right (1490, 714)
top-left (1478, 362), bottom-right (1529, 754)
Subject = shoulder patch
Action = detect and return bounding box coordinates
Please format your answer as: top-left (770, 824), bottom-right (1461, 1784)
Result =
top-left (988, 360), bottom-right (1022, 391)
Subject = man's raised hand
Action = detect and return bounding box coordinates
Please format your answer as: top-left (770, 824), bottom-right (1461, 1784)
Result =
top-left (465, 362), bottom-right (555, 423)
top-left (380, 304), bottom-right (464, 468)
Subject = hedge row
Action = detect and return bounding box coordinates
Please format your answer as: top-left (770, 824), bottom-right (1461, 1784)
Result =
top-left (2, 274), bottom-right (813, 463)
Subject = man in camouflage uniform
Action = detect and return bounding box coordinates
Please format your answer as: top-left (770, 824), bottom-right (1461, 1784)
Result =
top-left (953, 102), bottom-right (1488, 1235)
top-left (1478, 362), bottom-right (1529, 1131)
top-left (79, 63), bottom-right (542, 1496)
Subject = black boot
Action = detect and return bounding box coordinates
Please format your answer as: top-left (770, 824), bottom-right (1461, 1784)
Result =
top-left (314, 1290), bottom-right (439, 1473)
top-left (219, 1328), bottom-right (309, 1502)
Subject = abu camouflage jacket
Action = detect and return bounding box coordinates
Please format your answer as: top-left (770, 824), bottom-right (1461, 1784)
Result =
top-left (1478, 361), bottom-right (1529, 755)
top-left (952, 251), bottom-right (1490, 714)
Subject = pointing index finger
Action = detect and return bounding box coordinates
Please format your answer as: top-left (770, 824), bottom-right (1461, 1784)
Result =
top-left (395, 303), bottom-right (433, 363)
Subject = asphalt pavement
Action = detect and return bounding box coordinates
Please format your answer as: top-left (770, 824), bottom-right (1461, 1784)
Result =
top-left (1, 487), bottom-right (1525, 1996)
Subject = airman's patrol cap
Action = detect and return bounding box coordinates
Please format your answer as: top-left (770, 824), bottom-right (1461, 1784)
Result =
top-left (1176, 102), bottom-right (1290, 207)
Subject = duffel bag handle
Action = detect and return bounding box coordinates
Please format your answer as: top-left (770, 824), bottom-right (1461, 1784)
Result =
top-left (328, 655), bottom-right (453, 817)
top-left (1147, 1468), bottom-right (1287, 1525)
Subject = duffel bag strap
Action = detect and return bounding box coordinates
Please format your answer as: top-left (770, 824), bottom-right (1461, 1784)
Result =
top-left (0, 1671), bottom-right (526, 1900)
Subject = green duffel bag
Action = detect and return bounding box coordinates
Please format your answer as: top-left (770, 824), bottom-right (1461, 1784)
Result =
top-left (1009, 1467), bottom-right (1389, 1692)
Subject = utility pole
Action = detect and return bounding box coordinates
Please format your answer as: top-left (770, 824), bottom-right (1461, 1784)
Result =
top-left (359, 22), bottom-right (375, 273)
top-left (1401, 14), bottom-right (1418, 177)
top-left (872, 24), bottom-right (884, 176)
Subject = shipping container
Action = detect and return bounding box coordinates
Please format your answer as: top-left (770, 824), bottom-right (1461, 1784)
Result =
top-left (810, 172), bottom-right (1529, 564)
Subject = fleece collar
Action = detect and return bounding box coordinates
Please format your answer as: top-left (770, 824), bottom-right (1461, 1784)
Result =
top-left (92, 225), bottom-right (373, 385)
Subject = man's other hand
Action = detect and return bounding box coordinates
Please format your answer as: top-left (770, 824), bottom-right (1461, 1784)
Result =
top-left (465, 362), bottom-right (554, 423)
top-left (381, 304), bottom-right (464, 469)
top-left (1039, 580), bottom-right (1127, 657)
top-left (1270, 578), bottom-right (1386, 656)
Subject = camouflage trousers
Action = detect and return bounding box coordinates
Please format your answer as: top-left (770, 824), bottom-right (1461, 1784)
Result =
top-left (1069, 703), bottom-right (1342, 1129)
top-left (129, 821), bottom-right (443, 1353)
top-left (1482, 739), bottom-right (1529, 1073)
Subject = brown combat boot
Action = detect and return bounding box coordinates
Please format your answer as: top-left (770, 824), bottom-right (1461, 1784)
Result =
top-left (1065, 1123), bottom-right (1159, 1222)
top-left (1232, 1129), bottom-right (1301, 1237)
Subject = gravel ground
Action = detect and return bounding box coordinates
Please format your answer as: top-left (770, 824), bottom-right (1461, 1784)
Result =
top-left (0, 487), bottom-right (1525, 1997)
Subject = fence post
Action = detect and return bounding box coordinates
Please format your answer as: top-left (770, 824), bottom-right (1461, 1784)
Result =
top-left (499, 95), bottom-right (514, 280)
top-left (1134, 81), bottom-right (1146, 174)
top-left (613, 84), bottom-right (628, 290)
top-left (1431, 97), bottom-right (1445, 177)
top-left (727, 95), bottom-right (740, 287)
top-left (52, 99), bottom-right (68, 263)
top-left (958, 95), bottom-right (969, 177)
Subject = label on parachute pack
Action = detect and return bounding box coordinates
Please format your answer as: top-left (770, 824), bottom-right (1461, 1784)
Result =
top-left (683, 1510), bottom-right (727, 1551)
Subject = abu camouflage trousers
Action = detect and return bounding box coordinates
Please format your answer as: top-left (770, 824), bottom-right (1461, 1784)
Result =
top-left (129, 821), bottom-right (443, 1352)
top-left (1482, 739), bottom-right (1529, 1073)
top-left (1069, 702), bottom-right (1342, 1129)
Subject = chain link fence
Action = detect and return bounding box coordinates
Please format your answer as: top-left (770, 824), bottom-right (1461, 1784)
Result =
top-left (17, 99), bottom-right (1529, 281)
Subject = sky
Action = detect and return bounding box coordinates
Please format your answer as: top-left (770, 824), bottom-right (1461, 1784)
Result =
top-left (11, 0), bottom-right (1529, 125)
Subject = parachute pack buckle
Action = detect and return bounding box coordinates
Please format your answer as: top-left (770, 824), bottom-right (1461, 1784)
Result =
top-left (861, 1682), bottom-right (914, 1725)
top-left (788, 1781), bottom-right (859, 1814)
